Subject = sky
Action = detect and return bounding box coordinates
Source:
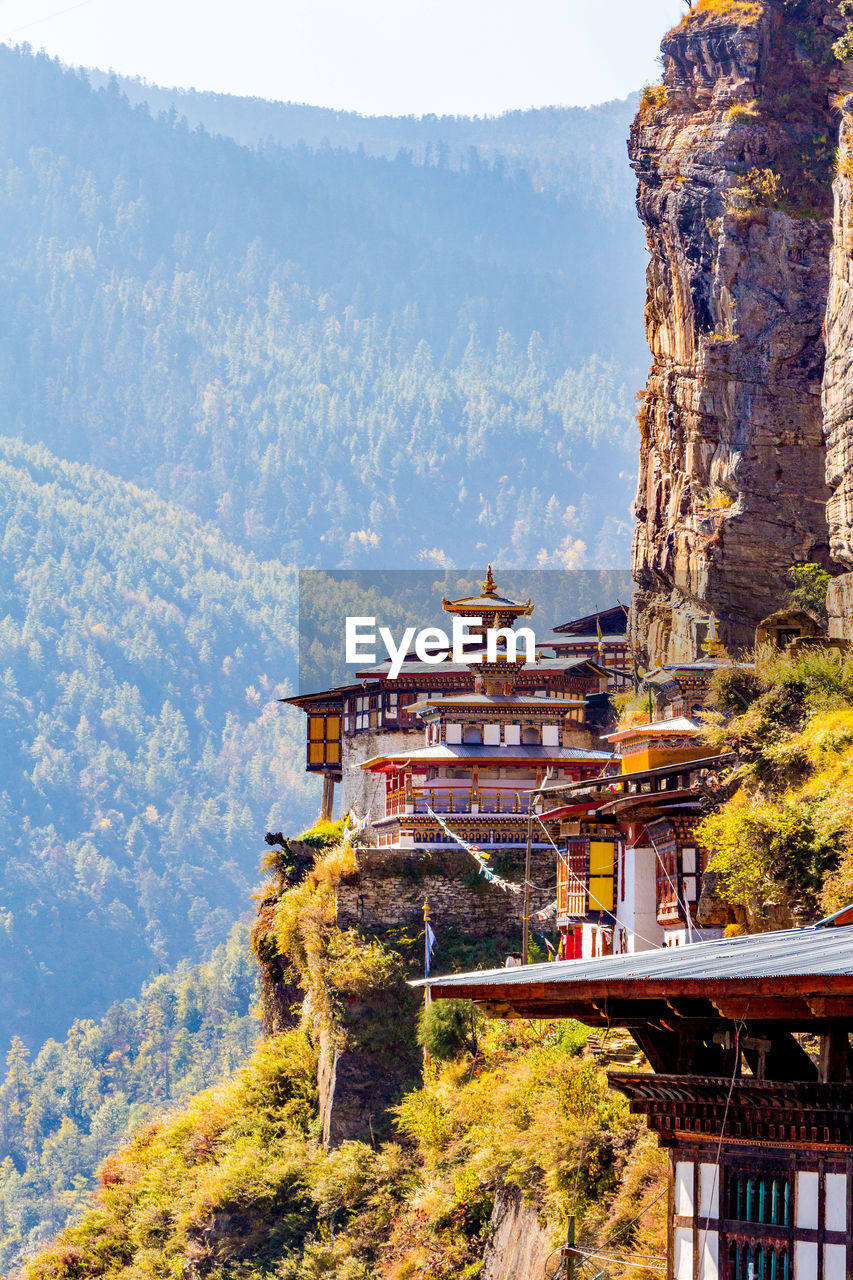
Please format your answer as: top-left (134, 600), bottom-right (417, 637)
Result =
top-left (0, 0), bottom-right (685, 117)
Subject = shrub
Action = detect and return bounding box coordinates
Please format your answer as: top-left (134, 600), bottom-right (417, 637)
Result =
top-left (417, 999), bottom-right (485, 1062)
top-left (726, 100), bottom-right (759, 124)
top-left (296, 818), bottom-right (347, 849)
top-left (786, 563), bottom-right (830, 625)
top-left (706, 666), bottom-right (768, 716)
top-left (697, 796), bottom-right (841, 924)
top-left (640, 85), bottom-right (667, 114)
top-left (684, 0), bottom-right (762, 23)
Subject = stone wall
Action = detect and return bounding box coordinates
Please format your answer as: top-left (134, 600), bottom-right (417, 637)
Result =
top-left (335, 845), bottom-right (556, 946)
top-left (629, 1), bottom-right (851, 662)
top-left (339, 727), bottom-right (420, 823)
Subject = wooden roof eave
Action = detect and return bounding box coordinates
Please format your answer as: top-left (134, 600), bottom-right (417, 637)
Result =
top-left (425, 974), bottom-right (853, 1026)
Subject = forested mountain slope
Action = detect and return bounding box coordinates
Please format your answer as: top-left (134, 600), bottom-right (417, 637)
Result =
top-left (87, 70), bottom-right (639, 204)
top-left (0, 437), bottom-right (312, 1045)
top-left (0, 45), bottom-right (643, 568)
top-left (0, 924), bottom-right (259, 1271)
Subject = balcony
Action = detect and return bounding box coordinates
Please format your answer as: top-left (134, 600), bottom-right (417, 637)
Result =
top-left (384, 785), bottom-right (539, 818)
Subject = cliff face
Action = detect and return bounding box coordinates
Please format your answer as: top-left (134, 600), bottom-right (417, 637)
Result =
top-left (823, 96), bottom-right (853, 636)
top-left (629, 0), bottom-right (849, 662)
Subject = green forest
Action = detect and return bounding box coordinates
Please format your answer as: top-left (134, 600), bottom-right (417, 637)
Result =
top-left (0, 924), bottom-right (259, 1271)
top-left (0, 41), bottom-right (650, 1267)
top-left (91, 71), bottom-right (640, 206)
top-left (0, 43), bottom-right (645, 1046)
top-left (0, 436), bottom-right (313, 1045)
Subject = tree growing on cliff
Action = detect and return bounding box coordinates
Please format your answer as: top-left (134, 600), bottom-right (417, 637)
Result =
top-left (787, 563), bottom-right (830, 625)
top-left (417, 998), bottom-right (485, 1061)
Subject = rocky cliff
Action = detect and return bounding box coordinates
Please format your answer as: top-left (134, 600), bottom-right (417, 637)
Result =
top-left (629, 0), bottom-right (851, 662)
top-left (823, 92), bottom-right (853, 636)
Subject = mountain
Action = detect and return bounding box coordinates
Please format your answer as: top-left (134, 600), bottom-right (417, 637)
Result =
top-left (0, 44), bottom-right (644, 570)
top-left (628, 0), bottom-right (846, 659)
top-left (0, 923), bottom-right (259, 1271)
top-left (0, 436), bottom-right (313, 1046)
top-left (85, 69), bottom-right (640, 204)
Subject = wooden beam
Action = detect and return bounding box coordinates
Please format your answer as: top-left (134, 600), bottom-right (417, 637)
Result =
top-left (806, 997), bottom-right (853, 1019)
top-left (711, 997), bottom-right (815, 1021)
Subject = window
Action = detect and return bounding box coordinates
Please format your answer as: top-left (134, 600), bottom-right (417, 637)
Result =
top-left (727, 1171), bottom-right (791, 1228)
top-left (726, 1172), bottom-right (792, 1280)
top-left (306, 713), bottom-right (341, 767)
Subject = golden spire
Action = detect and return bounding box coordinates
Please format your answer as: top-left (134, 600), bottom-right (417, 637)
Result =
top-left (702, 611), bottom-right (728, 658)
top-left (482, 565), bottom-right (497, 596)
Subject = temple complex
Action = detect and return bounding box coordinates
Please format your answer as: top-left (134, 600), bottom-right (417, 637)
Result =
top-left (286, 571), bottom-right (615, 832)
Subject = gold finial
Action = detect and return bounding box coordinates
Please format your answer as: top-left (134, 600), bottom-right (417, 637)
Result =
top-left (482, 565), bottom-right (497, 596)
top-left (702, 611), bottom-right (727, 658)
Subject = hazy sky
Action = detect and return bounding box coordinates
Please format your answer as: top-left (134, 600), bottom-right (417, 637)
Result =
top-left (0, 0), bottom-right (685, 116)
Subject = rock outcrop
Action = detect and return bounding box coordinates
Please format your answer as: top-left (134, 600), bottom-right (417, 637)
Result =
top-left (629, 0), bottom-right (850, 662)
top-left (481, 1187), bottom-right (555, 1280)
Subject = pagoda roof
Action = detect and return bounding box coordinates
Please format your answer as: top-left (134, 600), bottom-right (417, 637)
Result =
top-left (409, 694), bottom-right (585, 714)
top-left (359, 743), bottom-right (613, 771)
top-left (282, 683), bottom-right (366, 709)
top-left (441, 567), bottom-right (533, 618)
top-left (605, 716), bottom-right (701, 742)
top-left (552, 604), bottom-right (629, 636)
top-left (357, 655), bottom-right (602, 679)
top-left (415, 913), bottom-right (853, 1024)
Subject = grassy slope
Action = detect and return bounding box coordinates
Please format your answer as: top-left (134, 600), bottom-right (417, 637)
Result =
top-left (22, 839), bottom-right (667, 1280)
top-left (697, 647), bottom-right (853, 929)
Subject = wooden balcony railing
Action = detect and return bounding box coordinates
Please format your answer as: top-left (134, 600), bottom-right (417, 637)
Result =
top-left (384, 786), bottom-right (536, 818)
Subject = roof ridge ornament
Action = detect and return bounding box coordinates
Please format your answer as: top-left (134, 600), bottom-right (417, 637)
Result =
top-left (482, 564), bottom-right (497, 596)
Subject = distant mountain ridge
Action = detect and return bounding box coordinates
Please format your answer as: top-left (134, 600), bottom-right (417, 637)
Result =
top-left (0, 44), bottom-right (643, 570)
top-left (84, 68), bottom-right (641, 204)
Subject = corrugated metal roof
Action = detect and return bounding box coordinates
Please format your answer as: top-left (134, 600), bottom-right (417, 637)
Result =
top-left (416, 922), bottom-right (853, 990)
top-left (605, 717), bottom-right (701, 740)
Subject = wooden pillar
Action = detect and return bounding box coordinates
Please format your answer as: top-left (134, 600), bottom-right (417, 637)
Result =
top-left (819, 1025), bottom-right (849, 1083)
top-left (320, 773), bottom-right (335, 823)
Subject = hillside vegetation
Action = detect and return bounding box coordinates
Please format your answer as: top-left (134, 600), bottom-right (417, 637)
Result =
top-left (0, 925), bottom-right (259, 1271)
top-left (698, 646), bottom-right (853, 929)
top-left (0, 45), bottom-right (643, 570)
top-left (22, 837), bottom-right (667, 1280)
top-left (0, 436), bottom-right (313, 1045)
